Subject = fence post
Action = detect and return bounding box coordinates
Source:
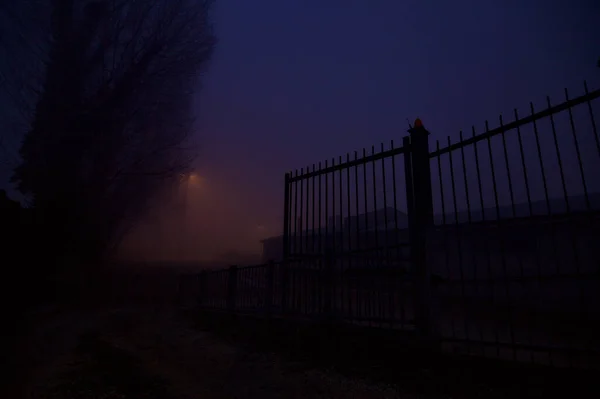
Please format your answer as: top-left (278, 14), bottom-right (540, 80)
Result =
top-left (198, 271), bottom-right (207, 307)
top-left (323, 249), bottom-right (334, 321)
top-left (281, 172), bottom-right (291, 314)
top-left (265, 260), bottom-right (275, 316)
top-left (282, 172), bottom-right (291, 262)
top-left (176, 274), bottom-right (183, 306)
top-left (227, 265), bottom-right (238, 312)
top-left (408, 119), bottom-right (436, 347)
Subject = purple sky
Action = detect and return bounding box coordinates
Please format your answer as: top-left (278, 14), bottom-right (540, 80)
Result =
top-left (3, 0), bottom-right (600, 262)
top-left (171, 0), bottom-right (599, 260)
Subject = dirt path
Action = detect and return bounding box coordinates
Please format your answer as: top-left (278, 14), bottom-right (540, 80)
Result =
top-left (25, 307), bottom-right (411, 399)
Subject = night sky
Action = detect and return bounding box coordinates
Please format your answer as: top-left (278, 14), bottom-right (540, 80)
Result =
top-left (3, 0), bottom-right (600, 262)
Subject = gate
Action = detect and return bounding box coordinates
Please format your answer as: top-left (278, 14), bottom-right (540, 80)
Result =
top-left (281, 122), bottom-right (435, 333)
top-left (196, 81), bottom-right (600, 369)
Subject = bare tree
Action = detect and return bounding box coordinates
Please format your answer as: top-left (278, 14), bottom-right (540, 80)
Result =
top-left (0, 1), bottom-right (50, 170)
top-left (11, 0), bottom-right (216, 263)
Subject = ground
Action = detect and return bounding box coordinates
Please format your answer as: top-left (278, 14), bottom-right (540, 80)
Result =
top-left (16, 306), bottom-right (411, 399)
top-left (13, 304), bottom-right (594, 399)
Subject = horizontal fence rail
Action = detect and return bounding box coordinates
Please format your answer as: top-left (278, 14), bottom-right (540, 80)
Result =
top-left (284, 139), bottom-right (413, 263)
top-left (193, 81), bottom-right (600, 370)
top-left (427, 82), bottom-right (600, 368)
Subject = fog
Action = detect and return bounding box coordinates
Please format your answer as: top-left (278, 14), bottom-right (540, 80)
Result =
top-left (117, 171), bottom-right (280, 267)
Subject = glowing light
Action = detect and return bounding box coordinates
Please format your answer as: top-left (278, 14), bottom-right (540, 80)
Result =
top-left (414, 118), bottom-right (424, 128)
top-left (180, 172), bottom-right (202, 186)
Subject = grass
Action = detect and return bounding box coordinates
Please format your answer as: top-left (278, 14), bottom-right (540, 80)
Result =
top-left (191, 310), bottom-right (600, 399)
top-left (45, 333), bottom-right (174, 399)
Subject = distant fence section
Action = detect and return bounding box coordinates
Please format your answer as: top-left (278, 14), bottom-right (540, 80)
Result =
top-left (193, 81), bottom-right (600, 370)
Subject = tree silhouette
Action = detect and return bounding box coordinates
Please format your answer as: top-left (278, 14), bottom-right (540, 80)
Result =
top-left (11, 0), bottom-right (216, 265)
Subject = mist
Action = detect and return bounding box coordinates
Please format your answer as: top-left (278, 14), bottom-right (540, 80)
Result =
top-left (117, 170), bottom-right (280, 266)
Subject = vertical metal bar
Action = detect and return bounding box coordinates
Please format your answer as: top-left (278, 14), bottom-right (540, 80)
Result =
top-left (325, 159), bottom-right (329, 249)
top-left (447, 136), bottom-right (470, 347)
top-left (247, 266), bottom-right (250, 307)
top-left (227, 265), bottom-right (238, 312)
top-left (293, 170), bottom-right (299, 258)
top-left (381, 142), bottom-right (392, 326)
top-left (318, 162), bottom-right (323, 255)
top-left (346, 153), bottom-right (352, 320)
top-left (304, 254), bottom-right (309, 316)
top-left (392, 139), bottom-right (401, 326)
top-left (436, 140), bottom-right (454, 339)
top-left (249, 268), bottom-right (253, 307)
top-left (355, 151), bottom-right (360, 252)
top-left (499, 115), bottom-right (516, 217)
top-left (459, 131), bottom-right (485, 349)
top-left (363, 148), bottom-right (370, 232)
top-left (266, 261), bottom-right (275, 316)
top-left (317, 162), bottom-right (323, 314)
top-left (299, 168), bottom-right (304, 257)
top-left (312, 164), bottom-right (316, 256)
top-left (515, 108), bottom-right (537, 363)
top-left (258, 266), bottom-right (262, 309)
top-left (565, 87), bottom-right (588, 367)
top-left (249, 267), bottom-right (253, 308)
top-left (485, 120), bottom-right (516, 360)
top-left (240, 267), bottom-right (244, 308)
top-left (372, 145), bottom-right (380, 250)
top-left (500, 114), bottom-right (520, 361)
top-left (331, 157), bottom-right (336, 318)
top-left (515, 109), bottom-right (533, 216)
top-left (485, 121), bottom-right (501, 220)
top-left (292, 171), bottom-right (299, 313)
top-left (472, 126), bottom-right (498, 357)
top-left (339, 155), bottom-right (345, 318)
top-left (472, 127), bottom-right (486, 221)
top-left (354, 151), bottom-right (362, 321)
top-left (547, 96), bottom-right (570, 212)
top-left (311, 164), bottom-right (317, 313)
top-left (339, 155), bottom-right (344, 247)
top-left (565, 88), bottom-right (590, 210)
top-left (459, 131), bottom-right (472, 223)
top-left (244, 268), bottom-right (248, 308)
top-left (281, 172), bottom-right (293, 314)
top-left (291, 258), bottom-right (296, 314)
top-left (583, 81), bottom-right (600, 163)
top-left (324, 159), bottom-right (329, 315)
top-left (371, 145), bottom-right (382, 325)
top-left (198, 271), bottom-right (207, 307)
top-left (305, 166), bottom-right (311, 255)
top-left (362, 148), bottom-right (370, 324)
top-left (401, 136), bottom-right (412, 329)
top-left (332, 158), bottom-right (336, 251)
top-left (304, 166), bottom-right (311, 315)
top-left (534, 102), bottom-right (566, 368)
top-left (283, 173), bottom-right (291, 261)
top-left (530, 103), bottom-right (552, 215)
top-left (244, 268), bottom-right (250, 308)
top-left (583, 80), bottom-right (599, 362)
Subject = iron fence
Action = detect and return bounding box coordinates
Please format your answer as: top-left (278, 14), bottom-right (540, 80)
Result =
top-left (427, 82), bottom-right (600, 368)
top-left (195, 81), bottom-right (600, 370)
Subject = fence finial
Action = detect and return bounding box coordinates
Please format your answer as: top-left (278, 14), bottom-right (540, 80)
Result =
top-left (408, 118), bottom-right (429, 135)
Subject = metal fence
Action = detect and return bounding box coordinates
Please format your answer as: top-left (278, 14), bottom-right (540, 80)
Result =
top-left (196, 81), bottom-right (600, 369)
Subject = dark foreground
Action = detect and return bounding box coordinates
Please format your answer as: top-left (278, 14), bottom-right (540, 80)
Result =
top-left (10, 306), bottom-right (405, 399)
top-left (9, 304), bottom-right (600, 399)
